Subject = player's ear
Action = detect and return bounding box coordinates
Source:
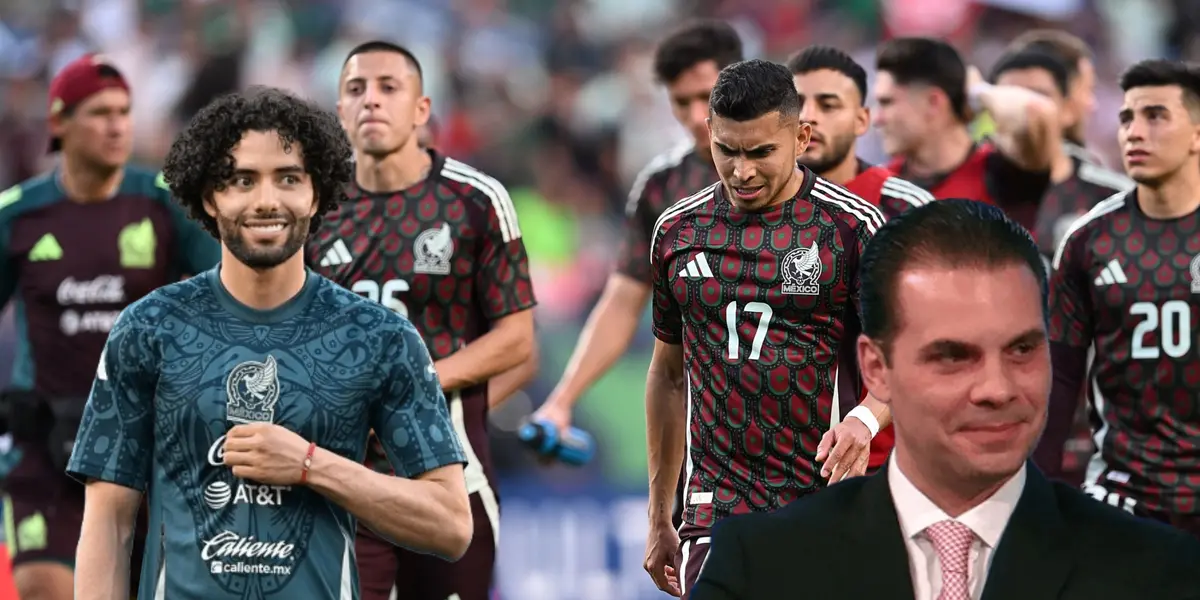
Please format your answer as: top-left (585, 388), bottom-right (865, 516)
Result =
top-left (202, 193), bottom-right (218, 219)
top-left (307, 191), bottom-right (319, 218)
top-left (796, 121), bottom-right (813, 157)
top-left (855, 106), bottom-right (870, 137)
top-left (857, 334), bottom-right (892, 404)
top-left (414, 95), bottom-right (432, 128)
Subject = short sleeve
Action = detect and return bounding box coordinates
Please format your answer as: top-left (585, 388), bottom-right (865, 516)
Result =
top-left (984, 149), bottom-right (1051, 213)
top-left (66, 307), bottom-right (159, 490)
top-left (371, 319), bottom-right (466, 478)
top-left (613, 171), bottom-right (662, 284)
top-left (473, 189), bottom-right (537, 321)
top-left (650, 223), bottom-right (683, 344)
top-left (158, 173), bottom-right (220, 276)
top-left (1048, 225), bottom-right (1095, 348)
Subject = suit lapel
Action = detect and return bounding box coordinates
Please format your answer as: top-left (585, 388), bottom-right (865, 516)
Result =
top-left (981, 464), bottom-right (1074, 600)
top-left (844, 467), bottom-right (917, 600)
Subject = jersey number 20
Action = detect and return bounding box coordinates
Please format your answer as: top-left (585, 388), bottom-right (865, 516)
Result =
top-left (1129, 300), bottom-right (1192, 359)
top-left (725, 301), bottom-right (773, 360)
top-left (352, 279), bottom-right (410, 317)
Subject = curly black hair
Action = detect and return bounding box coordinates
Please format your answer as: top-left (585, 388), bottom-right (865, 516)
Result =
top-left (162, 86), bottom-right (353, 237)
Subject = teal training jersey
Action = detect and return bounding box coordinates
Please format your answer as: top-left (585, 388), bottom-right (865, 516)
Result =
top-left (66, 267), bottom-right (466, 599)
top-left (0, 166), bottom-right (220, 397)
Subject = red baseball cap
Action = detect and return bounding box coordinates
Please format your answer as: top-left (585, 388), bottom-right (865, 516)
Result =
top-left (46, 53), bottom-right (131, 153)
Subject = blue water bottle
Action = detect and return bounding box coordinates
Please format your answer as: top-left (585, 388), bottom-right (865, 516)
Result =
top-left (518, 418), bottom-right (596, 467)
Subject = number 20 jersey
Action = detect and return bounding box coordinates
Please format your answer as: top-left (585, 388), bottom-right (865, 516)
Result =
top-left (306, 150), bottom-right (537, 492)
top-left (1050, 190), bottom-right (1200, 514)
top-left (650, 169), bottom-right (883, 528)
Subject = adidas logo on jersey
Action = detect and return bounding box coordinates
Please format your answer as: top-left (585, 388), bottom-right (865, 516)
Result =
top-left (678, 252), bottom-right (714, 279)
top-left (1094, 259), bottom-right (1127, 286)
top-left (319, 239), bottom-right (353, 267)
top-left (29, 233), bottom-right (62, 262)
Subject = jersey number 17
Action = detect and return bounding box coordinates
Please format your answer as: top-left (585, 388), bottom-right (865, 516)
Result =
top-left (725, 301), bottom-right (773, 361)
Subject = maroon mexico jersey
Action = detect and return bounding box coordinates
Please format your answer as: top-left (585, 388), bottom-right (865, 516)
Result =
top-left (306, 151), bottom-right (536, 495)
top-left (650, 168), bottom-right (883, 528)
top-left (615, 141), bottom-right (716, 284)
top-left (1049, 190), bottom-right (1200, 514)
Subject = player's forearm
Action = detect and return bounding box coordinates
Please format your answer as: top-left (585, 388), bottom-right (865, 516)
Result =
top-left (75, 504), bottom-right (137, 600)
top-left (548, 274), bottom-right (651, 408)
top-left (972, 82), bottom-right (1060, 170)
top-left (488, 339), bottom-right (539, 407)
top-left (1034, 341), bottom-right (1090, 479)
top-left (645, 364), bottom-right (687, 526)
top-left (435, 310), bottom-right (534, 392)
top-left (306, 449), bottom-right (472, 560)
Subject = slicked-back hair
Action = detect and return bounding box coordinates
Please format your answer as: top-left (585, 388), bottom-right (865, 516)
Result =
top-left (653, 19), bottom-right (744, 84)
top-left (343, 40), bottom-right (423, 82)
top-left (786, 45), bottom-right (869, 104)
top-left (1119, 59), bottom-right (1200, 120)
top-left (858, 199), bottom-right (1047, 358)
top-left (989, 48), bottom-right (1072, 98)
top-left (709, 59), bottom-right (801, 123)
top-left (876, 37), bottom-right (969, 121)
top-left (1010, 30), bottom-right (1093, 80)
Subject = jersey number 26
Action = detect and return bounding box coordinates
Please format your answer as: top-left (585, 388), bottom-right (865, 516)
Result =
top-left (352, 279), bottom-right (410, 317)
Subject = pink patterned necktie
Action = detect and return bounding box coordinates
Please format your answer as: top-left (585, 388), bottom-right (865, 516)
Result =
top-left (924, 519), bottom-right (975, 600)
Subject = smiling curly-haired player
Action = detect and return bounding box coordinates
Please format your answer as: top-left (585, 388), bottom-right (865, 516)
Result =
top-left (67, 86), bottom-right (473, 600)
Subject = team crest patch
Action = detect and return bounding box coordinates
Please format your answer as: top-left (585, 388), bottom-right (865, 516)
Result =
top-left (1190, 254), bottom-right (1200, 293)
top-left (414, 223), bottom-right (454, 275)
top-left (782, 242), bottom-right (822, 295)
top-left (226, 355), bottom-right (280, 423)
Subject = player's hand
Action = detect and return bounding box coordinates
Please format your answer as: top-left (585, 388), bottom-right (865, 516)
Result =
top-left (644, 522), bottom-right (682, 597)
top-left (532, 398), bottom-right (573, 434)
top-left (816, 418), bottom-right (872, 483)
top-left (964, 65), bottom-right (985, 120)
top-left (223, 423), bottom-right (311, 485)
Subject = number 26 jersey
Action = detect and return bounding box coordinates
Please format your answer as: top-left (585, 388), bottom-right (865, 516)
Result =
top-left (306, 150), bottom-right (537, 491)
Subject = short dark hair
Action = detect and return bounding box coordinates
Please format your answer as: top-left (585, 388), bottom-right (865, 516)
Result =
top-left (989, 48), bottom-right (1071, 97)
top-left (710, 59), bottom-right (801, 122)
top-left (858, 199), bottom-right (1047, 358)
top-left (786, 45), bottom-right (868, 104)
top-left (1119, 59), bottom-right (1200, 119)
top-left (1009, 30), bottom-right (1092, 80)
top-left (876, 37), bottom-right (968, 121)
top-left (653, 19), bottom-right (743, 84)
top-left (162, 86), bottom-right (354, 238)
top-left (343, 40), bottom-right (423, 81)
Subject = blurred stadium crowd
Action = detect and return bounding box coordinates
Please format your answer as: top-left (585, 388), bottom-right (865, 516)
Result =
top-left (2, 0), bottom-right (1199, 598)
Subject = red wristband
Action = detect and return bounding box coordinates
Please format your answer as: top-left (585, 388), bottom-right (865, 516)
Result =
top-left (300, 442), bottom-right (317, 484)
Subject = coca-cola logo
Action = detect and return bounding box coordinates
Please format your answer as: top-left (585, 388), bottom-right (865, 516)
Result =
top-left (56, 275), bottom-right (125, 306)
top-left (201, 531), bottom-right (295, 561)
top-left (208, 435), bottom-right (226, 466)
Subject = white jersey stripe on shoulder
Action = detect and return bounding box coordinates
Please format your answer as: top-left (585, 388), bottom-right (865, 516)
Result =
top-left (441, 159), bottom-right (521, 243)
top-left (813, 179), bottom-right (885, 233)
top-left (1076, 162), bottom-right (1134, 193)
top-left (650, 185), bottom-right (716, 265)
top-left (626, 140), bottom-right (694, 215)
top-left (881, 177), bottom-right (934, 206)
top-left (1051, 191), bottom-right (1128, 270)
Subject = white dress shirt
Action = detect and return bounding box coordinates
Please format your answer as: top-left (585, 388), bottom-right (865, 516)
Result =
top-left (888, 458), bottom-right (1027, 600)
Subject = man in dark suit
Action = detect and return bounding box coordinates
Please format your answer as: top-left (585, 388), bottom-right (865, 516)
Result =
top-left (690, 199), bottom-right (1200, 600)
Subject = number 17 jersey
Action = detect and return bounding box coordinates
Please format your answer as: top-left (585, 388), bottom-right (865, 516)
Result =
top-left (650, 170), bottom-right (883, 528)
top-left (306, 150), bottom-right (537, 494)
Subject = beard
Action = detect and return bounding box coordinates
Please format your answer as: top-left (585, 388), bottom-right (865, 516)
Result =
top-left (216, 209), bottom-right (310, 270)
top-left (797, 131), bottom-right (857, 175)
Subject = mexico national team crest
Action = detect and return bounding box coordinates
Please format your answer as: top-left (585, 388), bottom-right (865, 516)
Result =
top-left (782, 242), bottom-right (822, 295)
top-left (414, 223), bottom-right (454, 275)
top-left (1191, 254), bottom-right (1200, 293)
top-left (225, 355), bottom-right (280, 423)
